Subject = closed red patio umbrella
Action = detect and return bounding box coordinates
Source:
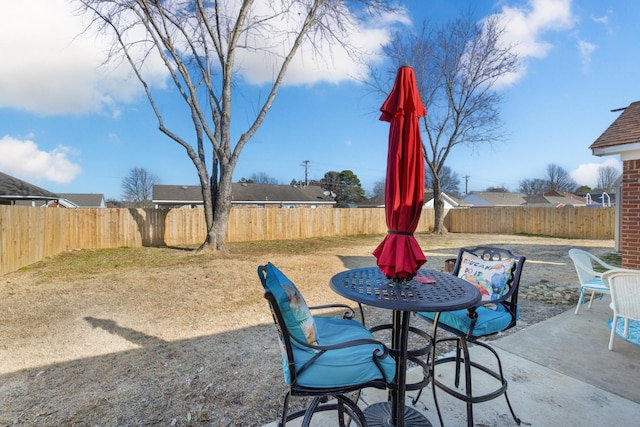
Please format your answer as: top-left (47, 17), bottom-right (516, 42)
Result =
top-left (373, 66), bottom-right (427, 280)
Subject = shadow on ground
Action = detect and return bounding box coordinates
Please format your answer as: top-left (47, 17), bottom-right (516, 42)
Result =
top-left (0, 320), bottom-right (287, 426)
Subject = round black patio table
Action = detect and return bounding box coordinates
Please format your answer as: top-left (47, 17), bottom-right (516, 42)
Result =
top-left (330, 267), bottom-right (481, 427)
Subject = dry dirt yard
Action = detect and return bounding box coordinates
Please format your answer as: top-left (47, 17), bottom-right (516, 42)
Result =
top-left (0, 233), bottom-right (616, 427)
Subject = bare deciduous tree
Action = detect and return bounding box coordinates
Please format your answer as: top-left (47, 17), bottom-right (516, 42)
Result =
top-left (597, 165), bottom-right (621, 192)
top-left (426, 165), bottom-right (461, 197)
top-left (78, 0), bottom-right (393, 250)
top-left (519, 177), bottom-right (548, 195)
top-left (546, 163), bottom-right (577, 193)
top-left (371, 178), bottom-right (385, 199)
top-left (243, 173), bottom-right (279, 184)
top-left (372, 12), bottom-right (519, 233)
top-left (121, 167), bottom-right (159, 207)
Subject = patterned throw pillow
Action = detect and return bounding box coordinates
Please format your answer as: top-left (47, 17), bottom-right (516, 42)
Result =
top-left (265, 263), bottom-right (318, 349)
top-left (457, 251), bottom-right (516, 302)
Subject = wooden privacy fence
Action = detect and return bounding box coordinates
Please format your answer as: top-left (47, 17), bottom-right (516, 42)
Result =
top-left (0, 205), bottom-right (614, 275)
top-left (445, 207), bottom-right (615, 240)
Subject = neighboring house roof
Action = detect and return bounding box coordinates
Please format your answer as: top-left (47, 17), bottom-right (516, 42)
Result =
top-left (544, 190), bottom-right (585, 206)
top-left (361, 191), bottom-right (464, 208)
top-left (153, 185), bottom-right (202, 204)
top-left (152, 184), bottom-right (336, 206)
top-left (522, 194), bottom-right (549, 206)
top-left (57, 193), bottom-right (106, 208)
top-left (423, 190), bottom-right (465, 209)
top-left (231, 183), bottom-right (334, 205)
top-left (0, 171), bottom-right (59, 205)
top-left (465, 190), bottom-right (595, 208)
top-left (462, 191), bottom-right (527, 207)
top-left (362, 194), bottom-right (384, 207)
top-left (590, 101), bottom-right (640, 159)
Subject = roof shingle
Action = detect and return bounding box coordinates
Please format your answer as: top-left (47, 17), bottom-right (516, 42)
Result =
top-left (152, 184), bottom-right (335, 205)
top-left (590, 101), bottom-right (640, 149)
top-left (0, 171), bottom-right (58, 200)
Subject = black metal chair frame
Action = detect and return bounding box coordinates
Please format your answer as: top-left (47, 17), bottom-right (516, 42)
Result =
top-left (416, 246), bottom-right (525, 427)
top-left (258, 265), bottom-right (392, 427)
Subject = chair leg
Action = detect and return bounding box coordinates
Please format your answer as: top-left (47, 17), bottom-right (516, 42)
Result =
top-left (431, 377), bottom-right (444, 427)
top-left (623, 318), bottom-right (630, 339)
top-left (432, 338), bottom-right (521, 427)
top-left (588, 290), bottom-right (596, 308)
top-left (454, 339), bottom-right (463, 388)
top-left (279, 392), bottom-right (291, 427)
top-left (609, 315), bottom-right (617, 350)
top-left (461, 338), bottom-right (474, 427)
top-left (335, 394), bottom-right (367, 427)
top-left (279, 395), bottom-right (322, 426)
top-left (290, 394), bottom-right (366, 427)
top-left (575, 288), bottom-right (585, 314)
top-left (474, 341), bottom-right (521, 425)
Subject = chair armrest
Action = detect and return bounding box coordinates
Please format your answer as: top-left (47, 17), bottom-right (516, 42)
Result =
top-left (288, 332), bottom-right (391, 362)
top-left (298, 336), bottom-right (390, 353)
top-left (308, 303), bottom-right (354, 312)
top-left (308, 303), bottom-right (364, 323)
top-left (593, 258), bottom-right (619, 272)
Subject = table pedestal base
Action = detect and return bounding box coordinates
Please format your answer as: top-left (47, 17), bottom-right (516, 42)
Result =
top-left (364, 402), bottom-right (432, 427)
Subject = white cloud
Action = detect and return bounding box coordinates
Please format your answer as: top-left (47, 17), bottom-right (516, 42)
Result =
top-left (0, 136), bottom-right (82, 183)
top-left (232, 5), bottom-right (409, 86)
top-left (592, 10), bottom-right (612, 25)
top-left (493, 0), bottom-right (575, 86)
top-left (0, 0), bottom-right (166, 116)
top-left (577, 39), bottom-right (597, 73)
top-left (0, 1), bottom-right (406, 116)
top-left (570, 158), bottom-right (622, 188)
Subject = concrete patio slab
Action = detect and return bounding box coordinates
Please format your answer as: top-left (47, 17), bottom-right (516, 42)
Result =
top-left (261, 300), bottom-right (640, 427)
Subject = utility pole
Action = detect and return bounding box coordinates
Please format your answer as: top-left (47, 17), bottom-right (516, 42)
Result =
top-left (464, 175), bottom-right (470, 195)
top-left (301, 160), bottom-right (310, 186)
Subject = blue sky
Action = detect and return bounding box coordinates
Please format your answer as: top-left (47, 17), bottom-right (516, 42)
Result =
top-left (0, 0), bottom-right (634, 200)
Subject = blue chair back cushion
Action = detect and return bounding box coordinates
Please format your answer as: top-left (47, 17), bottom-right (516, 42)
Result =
top-left (291, 317), bottom-right (396, 388)
top-left (417, 304), bottom-right (520, 337)
top-left (264, 263), bottom-right (318, 348)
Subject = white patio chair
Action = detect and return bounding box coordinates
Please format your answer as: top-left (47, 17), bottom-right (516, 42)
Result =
top-left (569, 248), bottom-right (619, 314)
top-left (602, 269), bottom-right (640, 350)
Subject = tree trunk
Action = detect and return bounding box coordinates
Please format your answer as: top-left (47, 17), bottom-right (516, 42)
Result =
top-left (203, 170), bottom-right (233, 252)
top-left (205, 200), bottom-right (230, 251)
top-left (432, 179), bottom-right (447, 234)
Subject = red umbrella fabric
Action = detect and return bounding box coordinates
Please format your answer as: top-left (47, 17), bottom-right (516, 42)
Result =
top-left (373, 66), bottom-right (427, 280)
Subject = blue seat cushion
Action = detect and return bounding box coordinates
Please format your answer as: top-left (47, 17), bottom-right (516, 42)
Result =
top-left (291, 317), bottom-right (396, 388)
top-left (581, 278), bottom-right (609, 292)
top-left (417, 304), bottom-right (519, 337)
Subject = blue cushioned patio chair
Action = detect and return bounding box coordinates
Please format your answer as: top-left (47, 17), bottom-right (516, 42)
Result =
top-left (258, 263), bottom-right (395, 427)
top-left (415, 246), bottom-right (526, 427)
top-left (569, 248), bottom-right (619, 314)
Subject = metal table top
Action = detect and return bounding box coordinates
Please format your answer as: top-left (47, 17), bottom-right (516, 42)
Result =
top-left (330, 267), bottom-right (481, 312)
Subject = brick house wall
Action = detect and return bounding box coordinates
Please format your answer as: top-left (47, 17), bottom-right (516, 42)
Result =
top-left (589, 101), bottom-right (640, 269)
top-left (621, 159), bottom-right (640, 269)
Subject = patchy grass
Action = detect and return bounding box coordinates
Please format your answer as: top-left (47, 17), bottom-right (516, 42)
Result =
top-left (228, 234), bottom-right (382, 256)
top-left (14, 235), bottom-right (384, 283)
top-left (601, 251), bottom-right (623, 267)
